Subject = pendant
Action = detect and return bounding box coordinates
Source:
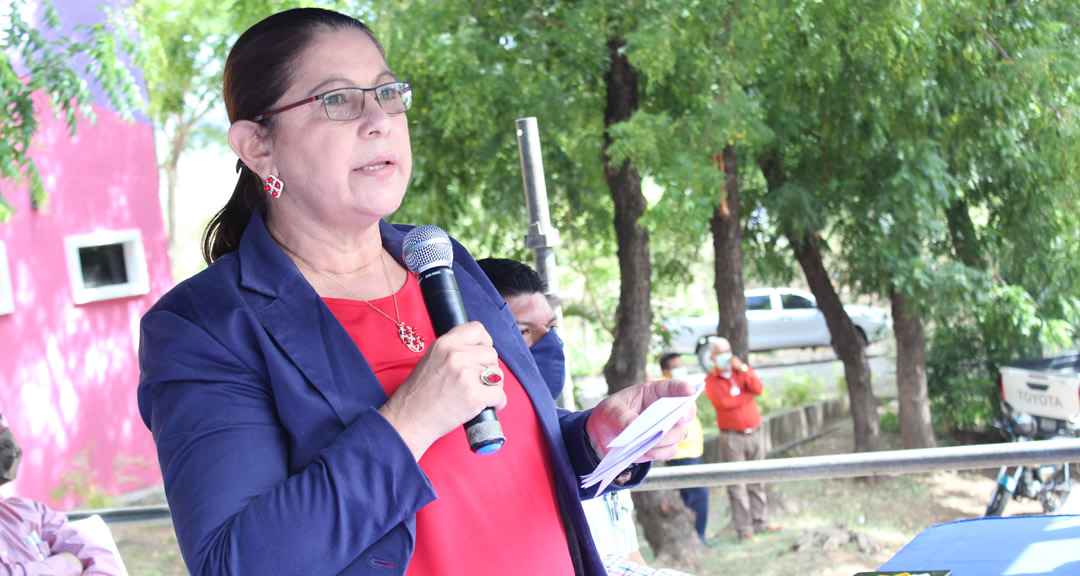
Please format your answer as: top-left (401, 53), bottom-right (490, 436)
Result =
top-left (731, 384), bottom-right (741, 397)
top-left (398, 323), bottom-right (426, 353)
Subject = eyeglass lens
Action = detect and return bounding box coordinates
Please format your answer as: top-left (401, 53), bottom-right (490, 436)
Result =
top-left (323, 82), bottom-right (412, 121)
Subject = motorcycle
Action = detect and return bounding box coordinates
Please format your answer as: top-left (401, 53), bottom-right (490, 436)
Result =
top-left (985, 405), bottom-right (1074, 517)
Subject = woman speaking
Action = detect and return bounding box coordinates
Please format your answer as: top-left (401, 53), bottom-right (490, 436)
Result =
top-left (137, 8), bottom-right (694, 576)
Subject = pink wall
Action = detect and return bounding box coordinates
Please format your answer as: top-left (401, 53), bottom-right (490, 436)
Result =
top-left (0, 91), bottom-right (170, 508)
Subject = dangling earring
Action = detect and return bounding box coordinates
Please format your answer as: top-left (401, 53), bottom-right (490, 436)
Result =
top-left (265, 174), bottom-right (284, 198)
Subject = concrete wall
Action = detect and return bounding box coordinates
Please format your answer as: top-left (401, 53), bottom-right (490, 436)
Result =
top-left (703, 396), bottom-right (851, 463)
top-left (0, 1), bottom-right (168, 507)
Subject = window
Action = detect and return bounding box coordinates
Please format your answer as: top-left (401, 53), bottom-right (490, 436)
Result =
top-left (746, 294), bottom-right (772, 311)
top-left (781, 293), bottom-right (815, 310)
top-left (64, 229), bottom-right (150, 304)
top-left (0, 242), bottom-right (12, 315)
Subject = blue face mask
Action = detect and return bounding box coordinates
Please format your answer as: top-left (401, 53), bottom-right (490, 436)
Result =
top-left (529, 329), bottom-right (566, 401)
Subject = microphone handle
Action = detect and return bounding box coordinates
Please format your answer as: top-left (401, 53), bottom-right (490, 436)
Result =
top-left (417, 266), bottom-right (505, 455)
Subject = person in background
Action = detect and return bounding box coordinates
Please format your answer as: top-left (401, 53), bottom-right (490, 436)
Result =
top-left (702, 338), bottom-right (780, 542)
top-left (658, 354), bottom-right (710, 546)
top-left (137, 8), bottom-right (696, 576)
top-left (477, 258), bottom-right (649, 567)
top-left (0, 415), bottom-right (125, 575)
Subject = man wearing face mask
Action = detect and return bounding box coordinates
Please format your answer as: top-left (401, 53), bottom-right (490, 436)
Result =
top-left (0, 415), bottom-right (125, 575)
top-left (476, 258), bottom-right (650, 568)
top-left (659, 354), bottom-right (709, 545)
top-left (702, 338), bottom-right (780, 542)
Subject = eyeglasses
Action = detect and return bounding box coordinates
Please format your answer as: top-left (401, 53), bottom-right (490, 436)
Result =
top-left (252, 81), bottom-right (412, 122)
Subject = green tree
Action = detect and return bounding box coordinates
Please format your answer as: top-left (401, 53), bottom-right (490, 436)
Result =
top-left (1, 0), bottom-right (141, 220)
top-left (741, 0), bottom-right (1080, 449)
top-left (129, 0), bottom-right (230, 253)
top-left (382, 0), bottom-right (708, 564)
top-left (129, 0), bottom-right (351, 256)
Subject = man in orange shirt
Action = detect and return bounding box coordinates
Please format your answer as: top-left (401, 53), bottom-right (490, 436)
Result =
top-left (703, 337), bottom-right (780, 542)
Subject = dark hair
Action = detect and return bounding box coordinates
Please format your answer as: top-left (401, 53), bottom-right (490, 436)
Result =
top-left (201, 8), bottom-right (384, 264)
top-left (477, 258), bottom-right (547, 298)
top-left (659, 352), bottom-right (682, 372)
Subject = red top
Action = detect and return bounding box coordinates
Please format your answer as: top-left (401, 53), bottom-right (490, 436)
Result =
top-left (324, 273), bottom-right (574, 576)
top-left (704, 368), bottom-right (764, 432)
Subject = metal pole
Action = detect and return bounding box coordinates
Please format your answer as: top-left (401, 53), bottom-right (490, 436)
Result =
top-left (634, 438), bottom-right (1080, 491)
top-left (516, 117), bottom-right (575, 410)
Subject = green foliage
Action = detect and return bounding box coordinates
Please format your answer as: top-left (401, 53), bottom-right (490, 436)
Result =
top-left (927, 278), bottom-right (1079, 431)
top-left (695, 392), bottom-right (717, 432)
top-left (50, 447), bottom-right (152, 509)
top-left (0, 0), bottom-right (142, 220)
top-left (879, 409), bottom-right (900, 434)
top-left (757, 372), bottom-right (830, 416)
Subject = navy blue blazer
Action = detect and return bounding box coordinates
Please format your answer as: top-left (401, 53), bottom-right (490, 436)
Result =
top-left (138, 213), bottom-right (647, 575)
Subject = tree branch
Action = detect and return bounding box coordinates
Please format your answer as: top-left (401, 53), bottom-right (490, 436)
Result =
top-left (978, 28), bottom-right (1014, 63)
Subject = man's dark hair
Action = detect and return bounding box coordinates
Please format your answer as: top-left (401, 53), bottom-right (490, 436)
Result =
top-left (477, 258), bottom-right (547, 298)
top-left (659, 352), bottom-right (682, 372)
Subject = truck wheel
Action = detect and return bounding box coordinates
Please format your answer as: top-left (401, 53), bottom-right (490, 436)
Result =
top-left (985, 483), bottom-right (1011, 517)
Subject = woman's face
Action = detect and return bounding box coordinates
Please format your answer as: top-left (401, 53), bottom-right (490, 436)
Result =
top-left (264, 28), bottom-right (412, 231)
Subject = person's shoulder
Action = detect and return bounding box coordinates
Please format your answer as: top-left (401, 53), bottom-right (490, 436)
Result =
top-left (0, 495), bottom-right (50, 515)
top-left (145, 254), bottom-right (243, 319)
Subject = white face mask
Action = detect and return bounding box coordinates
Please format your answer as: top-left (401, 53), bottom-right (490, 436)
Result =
top-left (669, 366), bottom-right (689, 380)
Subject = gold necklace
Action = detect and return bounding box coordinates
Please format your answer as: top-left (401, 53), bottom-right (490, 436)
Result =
top-left (277, 242), bottom-right (426, 354)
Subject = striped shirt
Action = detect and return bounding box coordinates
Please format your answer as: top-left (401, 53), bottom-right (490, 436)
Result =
top-left (0, 497), bottom-right (123, 575)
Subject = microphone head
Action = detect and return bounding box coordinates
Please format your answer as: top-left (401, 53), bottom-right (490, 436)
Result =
top-left (402, 225), bottom-right (454, 274)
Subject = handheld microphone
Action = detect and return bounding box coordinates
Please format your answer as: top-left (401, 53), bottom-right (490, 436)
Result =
top-left (402, 225), bottom-right (505, 455)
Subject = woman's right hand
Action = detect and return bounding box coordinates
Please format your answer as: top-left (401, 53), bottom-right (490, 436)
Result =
top-left (378, 321), bottom-right (507, 460)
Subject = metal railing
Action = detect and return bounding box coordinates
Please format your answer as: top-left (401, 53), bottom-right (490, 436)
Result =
top-left (66, 439), bottom-right (1080, 524)
top-left (636, 438), bottom-right (1080, 491)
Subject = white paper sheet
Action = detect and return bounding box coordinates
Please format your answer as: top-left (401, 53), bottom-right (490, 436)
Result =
top-left (580, 382), bottom-right (705, 494)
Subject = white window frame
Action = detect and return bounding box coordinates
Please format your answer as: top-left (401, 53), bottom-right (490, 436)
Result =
top-left (0, 241), bottom-right (13, 315)
top-left (64, 229), bottom-right (150, 305)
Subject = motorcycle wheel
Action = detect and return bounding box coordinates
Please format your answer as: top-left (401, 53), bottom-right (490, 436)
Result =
top-left (1040, 468), bottom-right (1072, 513)
top-left (986, 483), bottom-right (1011, 517)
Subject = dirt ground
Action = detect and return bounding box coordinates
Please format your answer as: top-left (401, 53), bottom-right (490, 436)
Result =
top-left (107, 422), bottom-right (1033, 575)
top-left (642, 422), bottom-right (1051, 576)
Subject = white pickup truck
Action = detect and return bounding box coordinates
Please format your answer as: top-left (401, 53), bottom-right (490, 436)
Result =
top-left (998, 354), bottom-right (1080, 436)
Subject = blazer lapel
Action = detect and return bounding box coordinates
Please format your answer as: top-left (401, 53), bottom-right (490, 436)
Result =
top-left (239, 214), bottom-right (387, 426)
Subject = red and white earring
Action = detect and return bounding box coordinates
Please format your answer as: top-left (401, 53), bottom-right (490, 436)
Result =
top-left (265, 174), bottom-right (284, 198)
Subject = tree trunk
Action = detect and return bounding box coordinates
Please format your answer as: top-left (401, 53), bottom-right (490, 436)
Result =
top-left (630, 491), bottom-right (706, 568)
top-left (165, 162), bottom-right (178, 253)
top-left (164, 122), bottom-right (188, 254)
top-left (789, 232), bottom-right (881, 452)
top-left (601, 35), bottom-right (650, 397)
top-left (601, 35), bottom-right (702, 564)
top-left (758, 150), bottom-right (880, 453)
top-left (946, 198), bottom-right (985, 270)
top-left (710, 146), bottom-right (749, 359)
top-left (890, 288), bottom-right (936, 449)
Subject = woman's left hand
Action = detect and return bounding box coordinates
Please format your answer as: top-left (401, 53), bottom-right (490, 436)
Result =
top-left (585, 379), bottom-right (698, 463)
